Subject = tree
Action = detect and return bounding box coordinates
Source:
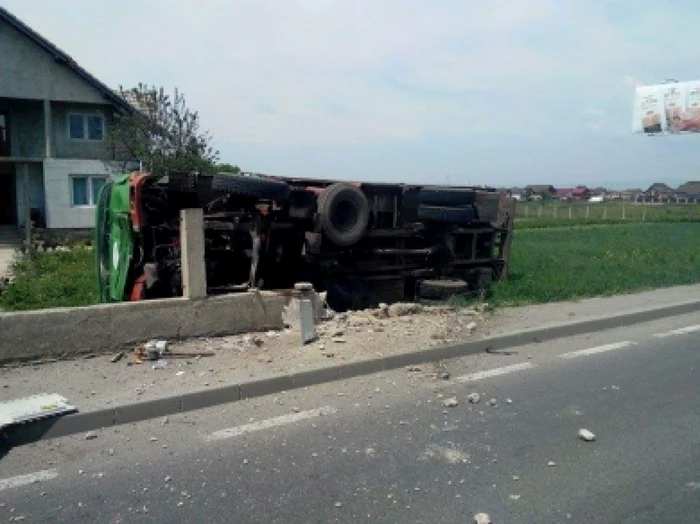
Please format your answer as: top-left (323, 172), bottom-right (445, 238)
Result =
top-left (110, 83), bottom-right (219, 174)
top-left (216, 162), bottom-right (241, 174)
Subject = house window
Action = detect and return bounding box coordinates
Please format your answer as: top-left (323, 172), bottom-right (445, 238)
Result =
top-left (71, 176), bottom-right (107, 206)
top-left (68, 113), bottom-right (104, 141)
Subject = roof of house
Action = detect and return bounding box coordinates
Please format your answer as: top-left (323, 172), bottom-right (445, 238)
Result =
top-left (571, 187), bottom-right (589, 196)
top-left (647, 182), bottom-right (674, 192)
top-left (676, 181), bottom-right (700, 195)
top-left (555, 188), bottom-right (572, 198)
top-left (0, 6), bottom-right (132, 112)
top-left (526, 184), bottom-right (554, 193)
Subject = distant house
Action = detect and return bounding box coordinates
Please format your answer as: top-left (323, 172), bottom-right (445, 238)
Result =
top-left (507, 187), bottom-right (526, 201)
top-left (592, 186), bottom-right (608, 197)
top-left (645, 183), bottom-right (674, 202)
top-left (622, 188), bottom-right (643, 201)
top-left (555, 186), bottom-right (589, 201)
top-left (525, 185), bottom-right (555, 201)
top-left (555, 188), bottom-right (572, 200)
top-left (675, 181), bottom-right (700, 202)
top-left (570, 186), bottom-right (590, 200)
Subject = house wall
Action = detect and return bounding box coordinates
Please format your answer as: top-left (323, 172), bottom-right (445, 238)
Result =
top-left (43, 158), bottom-right (120, 229)
top-left (0, 18), bottom-right (107, 103)
top-left (51, 102), bottom-right (117, 160)
top-left (0, 99), bottom-right (45, 158)
top-left (14, 163), bottom-right (45, 227)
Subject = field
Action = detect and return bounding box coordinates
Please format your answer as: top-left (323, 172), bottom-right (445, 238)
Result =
top-left (2, 222), bottom-right (700, 312)
top-left (488, 222), bottom-right (700, 306)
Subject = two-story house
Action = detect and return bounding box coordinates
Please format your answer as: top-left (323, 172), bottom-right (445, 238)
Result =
top-left (0, 6), bottom-right (134, 230)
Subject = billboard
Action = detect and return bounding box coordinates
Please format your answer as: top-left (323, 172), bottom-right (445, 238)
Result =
top-left (632, 80), bottom-right (700, 134)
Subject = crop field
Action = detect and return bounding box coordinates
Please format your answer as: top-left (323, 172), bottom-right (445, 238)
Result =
top-left (488, 222), bottom-right (700, 306)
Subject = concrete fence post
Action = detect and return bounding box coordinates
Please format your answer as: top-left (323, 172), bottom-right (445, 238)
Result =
top-left (553, 206), bottom-right (558, 218)
top-left (180, 208), bottom-right (207, 299)
top-left (622, 204), bottom-right (626, 220)
top-left (524, 204), bottom-right (529, 218)
top-left (585, 205), bottom-right (590, 219)
top-left (568, 206), bottom-right (572, 219)
top-left (538, 205), bottom-right (542, 218)
top-left (603, 206), bottom-right (608, 220)
top-left (642, 205), bottom-right (647, 221)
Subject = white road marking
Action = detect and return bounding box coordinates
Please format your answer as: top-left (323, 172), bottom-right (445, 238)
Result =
top-left (653, 325), bottom-right (700, 338)
top-left (559, 341), bottom-right (636, 359)
top-left (454, 362), bottom-right (535, 383)
top-left (0, 469), bottom-right (59, 492)
top-left (205, 406), bottom-right (338, 442)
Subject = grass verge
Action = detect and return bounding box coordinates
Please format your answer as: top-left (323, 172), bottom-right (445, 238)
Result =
top-left (486, 222), bottom-right (700, 306)
top-left (0, 248), bottom-right (97, 311)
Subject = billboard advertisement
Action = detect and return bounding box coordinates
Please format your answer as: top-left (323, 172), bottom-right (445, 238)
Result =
top-left (632, 80), bottom-right (700, 134)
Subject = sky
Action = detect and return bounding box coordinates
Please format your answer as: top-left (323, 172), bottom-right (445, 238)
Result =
top-left (4, 0), bottom-right (700, 189)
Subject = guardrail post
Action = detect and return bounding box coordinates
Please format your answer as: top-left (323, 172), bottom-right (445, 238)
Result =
top-left (180, 208), bottom-right (207, 299)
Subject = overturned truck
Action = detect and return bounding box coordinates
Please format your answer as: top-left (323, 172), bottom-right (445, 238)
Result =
top-left (95, 172), bottom-right (514, 311)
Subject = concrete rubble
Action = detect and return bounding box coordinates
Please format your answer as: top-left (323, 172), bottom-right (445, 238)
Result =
top-left (474, 513), bottom-right (491, 524)
top-left (578, 429), bottom-right (596, 442)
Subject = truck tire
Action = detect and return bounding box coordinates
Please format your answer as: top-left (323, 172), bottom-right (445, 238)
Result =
top-left (211, 173), bottom-right (290, 201)
top-left (318, 183), bottom-right (370, 246)
top-left (417, 205), bottom-right (475, 225)
top-left (419, 188), bottom-right (476, 207)
top-left (418, 278), bottom-right (469, 300)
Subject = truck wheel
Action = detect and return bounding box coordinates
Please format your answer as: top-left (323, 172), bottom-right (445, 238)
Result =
top-left (318, 183), bottom-right (370, 246)
top-left (418, 188), bottom-right (476, 207)
top-left (418, 278), bottom-right (469, 300)
top-left (417, 205), bottom-right (475, 225)
top-left (211, 173), bottom-right (290, 201)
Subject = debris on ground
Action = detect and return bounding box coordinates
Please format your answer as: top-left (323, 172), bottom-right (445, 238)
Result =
top-left (488, 398), bottom-right (497, 406)
top-left (547, 460), bottom-right (556, 467)
top-left (110, 352), bottom-right (124, 363)
top-left (84, 431), bottom-right (97, 440)
top-left (468, 393), bottom-right (481, 404)
top-left (438, 372), bottom-right (451, 380)
top-left (388, 302), bottom-right (423, 317)
top-left (474, 513), bottom-right (491, 524)
top-left (442, 397), bottom-right (458, 408)
top-left (578, 429), bottom-right (596, 442)
top-left (509, 494), bottom-right (521, 500)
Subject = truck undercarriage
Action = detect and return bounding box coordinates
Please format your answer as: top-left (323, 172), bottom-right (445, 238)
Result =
top-left (96, 172), bottom-right (513, 311)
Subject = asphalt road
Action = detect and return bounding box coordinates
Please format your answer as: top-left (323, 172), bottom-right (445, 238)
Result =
top-left (1, 312), bottom-right (700, 523)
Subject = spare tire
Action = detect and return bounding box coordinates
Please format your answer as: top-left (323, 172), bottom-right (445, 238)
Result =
top-left (419, 188), bottom-right (476, 207)
top-left (211, 173), bottom-right (290, 201)
top-left (417, 205), bottom-right (475, 225)
top-left (318, 183), bottom-right (370, 246)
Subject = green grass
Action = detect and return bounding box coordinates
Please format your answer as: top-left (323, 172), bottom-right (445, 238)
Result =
top-left (0, 248), bottom-right (97, 311)
top-left (2, 223), bottom-right (699, 312)
top-left (487, 222), bottom-right (700, 306)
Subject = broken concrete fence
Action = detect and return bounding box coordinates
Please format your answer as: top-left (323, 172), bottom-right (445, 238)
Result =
top-left (0, 291), bottom-right (290, 365)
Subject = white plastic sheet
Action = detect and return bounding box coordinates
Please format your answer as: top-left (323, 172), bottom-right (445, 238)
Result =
top-left (632, 80), bottom-right (700, 134)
